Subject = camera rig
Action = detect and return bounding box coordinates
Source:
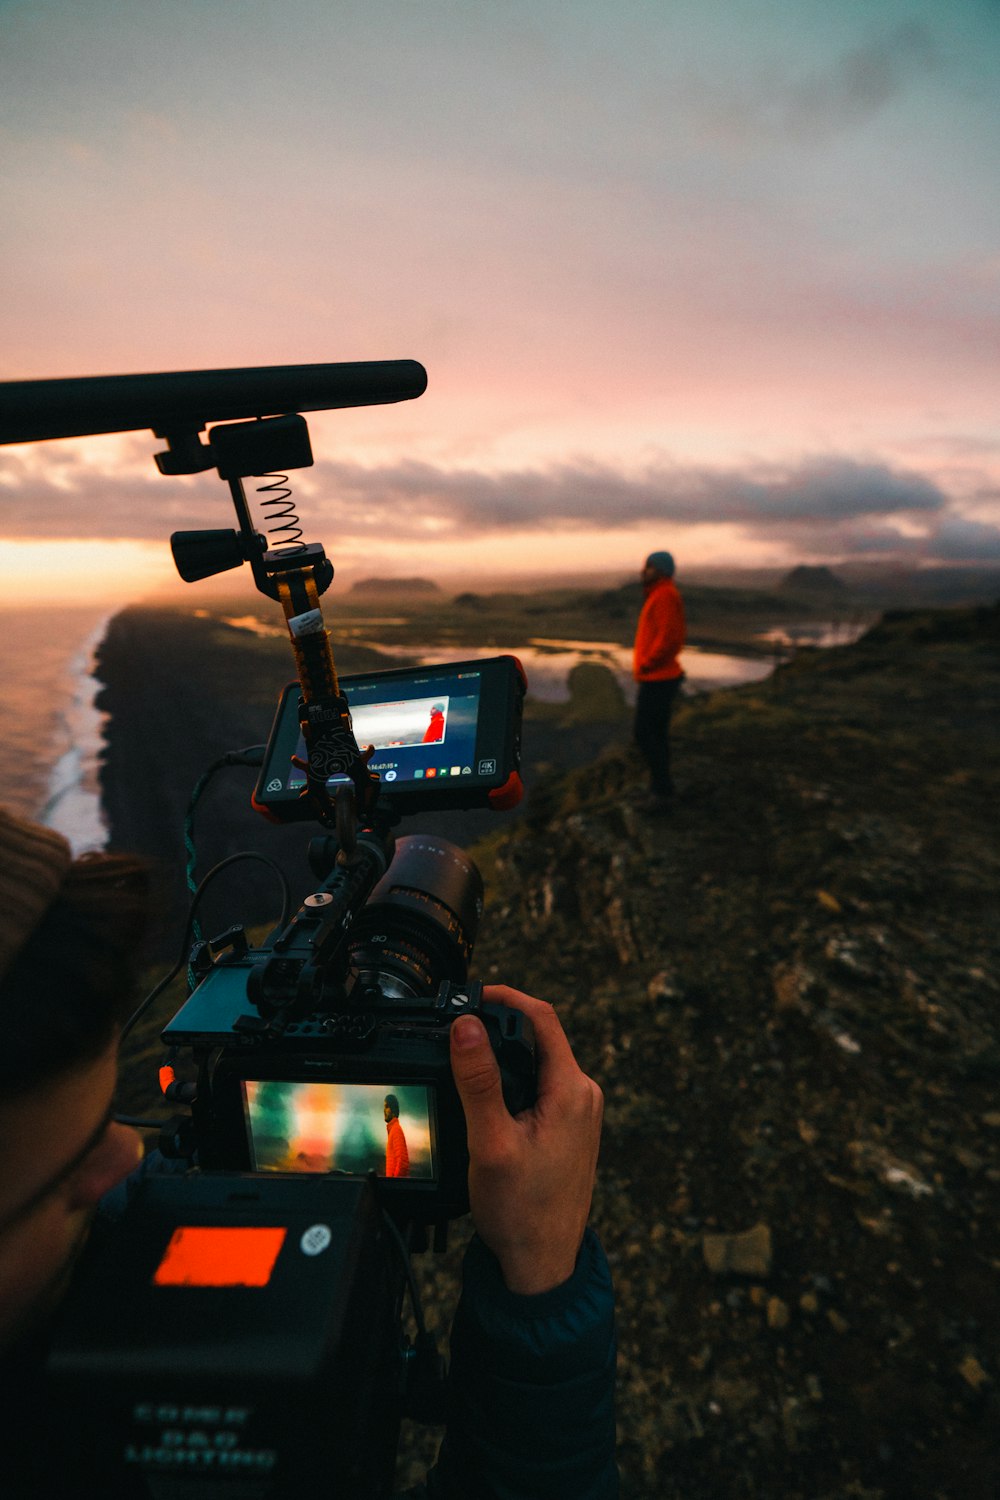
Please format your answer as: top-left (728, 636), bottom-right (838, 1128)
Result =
top-left (1, 359), bottom-right (532, 1218)
top-left (3, 362), bottom-right (535, 1497)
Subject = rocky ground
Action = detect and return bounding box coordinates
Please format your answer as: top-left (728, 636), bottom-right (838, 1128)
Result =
top-left (106, 598), bottom-right (1000, 1497)
top-left (394, 603), bottom-right (1000, 1498)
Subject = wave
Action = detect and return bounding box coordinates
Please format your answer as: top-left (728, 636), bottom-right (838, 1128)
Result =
top-left (37, 614), bottom-right (113, 853)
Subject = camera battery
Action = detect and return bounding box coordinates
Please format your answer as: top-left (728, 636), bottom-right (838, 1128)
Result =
top-left (47, 1172), bottom-right (403, 1498)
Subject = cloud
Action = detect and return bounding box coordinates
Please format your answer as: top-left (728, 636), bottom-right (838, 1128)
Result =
top-left (779, 514), bottom-right (1000, 564)
top-left (302, 454), bottom-right (946, 536)
top-left (932, 517), bottom-right (1000, 562)
top-left (701, 22), bottom-right (938, 146)
top-left (0, 449), bottom-right (201, 540)
top-left (789, 22), bottom-right (937, 138)
top-left (0, 449), bottom-right (951, 554)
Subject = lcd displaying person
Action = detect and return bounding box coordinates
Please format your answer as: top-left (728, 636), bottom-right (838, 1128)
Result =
top-left (633, 549), bottom-right (686, 811)
top-left (384, 1093), bottom-right (411, 1178)
top-left (422, 703), bottom-right (446, 743)
top-left (0, 806), bottom-right (618, 1499)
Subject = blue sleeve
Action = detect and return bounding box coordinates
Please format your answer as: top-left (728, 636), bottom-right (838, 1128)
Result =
top-left (424, 1228), bottom-right (618, 1500)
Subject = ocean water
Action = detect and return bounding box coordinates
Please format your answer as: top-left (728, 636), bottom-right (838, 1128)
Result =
top-left (309, 635), bottom-right (779, 701)
top-left (0, 605), bottom-right (112, 852)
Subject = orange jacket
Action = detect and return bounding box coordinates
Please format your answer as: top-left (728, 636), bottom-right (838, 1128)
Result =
top-left (385, 1116), bottom-right (410, 1178)
top-left (633, 577), bottom-right (685, 682)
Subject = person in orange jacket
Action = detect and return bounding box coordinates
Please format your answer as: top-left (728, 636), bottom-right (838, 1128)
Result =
top-left (422, 704), bottom-right (446, 743)
top-left (633, 550), bottom-right (685, 809)
top-left (384, 1094), bottom-right (411, 1178)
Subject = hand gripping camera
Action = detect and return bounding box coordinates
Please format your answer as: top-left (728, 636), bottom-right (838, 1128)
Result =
top-left (0, 363), bottom-right (535, 1498)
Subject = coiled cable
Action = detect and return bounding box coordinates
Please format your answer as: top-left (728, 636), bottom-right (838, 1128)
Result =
top-left (256, 473), bottom-right (305, 554)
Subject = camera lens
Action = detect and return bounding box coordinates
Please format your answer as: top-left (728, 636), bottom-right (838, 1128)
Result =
top-left (348, 836), bottom-right (483, 999)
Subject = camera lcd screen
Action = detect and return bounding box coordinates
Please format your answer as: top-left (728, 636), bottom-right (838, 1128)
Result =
top-left (242, 1080), bottom-right (437, 1182)
top-left (255, 656), bottom-right (524, 817)
top-left (290, 666), bottom-right (482, 793)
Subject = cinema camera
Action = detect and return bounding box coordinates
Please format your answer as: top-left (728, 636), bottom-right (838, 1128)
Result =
top-left (0, 363), bottom-right (535, 1497)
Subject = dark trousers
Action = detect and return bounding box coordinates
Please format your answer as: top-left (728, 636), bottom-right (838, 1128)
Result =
top-left (634, 677), bottom-right (682, 795)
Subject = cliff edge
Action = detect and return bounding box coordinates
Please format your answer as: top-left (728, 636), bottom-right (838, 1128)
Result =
top-left (403, 604), bottom-right (1000, 1499)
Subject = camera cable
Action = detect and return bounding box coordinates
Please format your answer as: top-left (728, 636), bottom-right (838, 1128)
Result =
top-left (120, 847), bottom-right (292, 1049)
top-left (115, 848), bottom-right (292, 1134)
top-left (183, 745), bottom-right (268, 975)
top-left (375, 1195), bottom-right (449, 1421)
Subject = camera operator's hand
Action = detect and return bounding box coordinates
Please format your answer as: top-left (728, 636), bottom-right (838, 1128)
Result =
top-left (450, 985), bottom-right (603, 1296)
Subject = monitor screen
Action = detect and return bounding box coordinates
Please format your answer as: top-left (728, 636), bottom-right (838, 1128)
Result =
top-left (242, 1080), bottom-right (437, 1182)
top-left (287, 665), bottom-right (483, 793)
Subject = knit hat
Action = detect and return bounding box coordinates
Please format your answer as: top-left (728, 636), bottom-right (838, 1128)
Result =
top-left (0, 808), bottom-right (72, 983)
top-left (645, 551), bottom-right (675, 578)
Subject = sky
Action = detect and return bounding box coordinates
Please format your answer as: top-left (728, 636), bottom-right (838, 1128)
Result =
top-left (1, 0), bottom-right (998, 603)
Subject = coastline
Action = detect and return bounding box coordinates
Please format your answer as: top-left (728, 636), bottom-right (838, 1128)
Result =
top-left (0, 603), bottom-right (112, 841)
top-left (94, 604), bottom-right (319, 952)
top-left (38, 612), bottom-right (112, 853)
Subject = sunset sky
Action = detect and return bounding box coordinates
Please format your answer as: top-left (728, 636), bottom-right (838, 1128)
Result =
top-left (1, 0), bottom-right (998, 603)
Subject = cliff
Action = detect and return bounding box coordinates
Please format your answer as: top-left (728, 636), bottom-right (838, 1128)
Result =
top-left (779, 563), bottom-right (849, 596)
top-left (399, 603), bottom-right (1000, 1499)
top-left (103, 599), bottom-right (1000, 1496)
top-left (348, 576), bottom-right (442, 594)
top-left (94, 607), bottom-right (400, 950)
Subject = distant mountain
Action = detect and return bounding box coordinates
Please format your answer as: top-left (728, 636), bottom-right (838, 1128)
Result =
top-left (779, 564), bottom-right (848, 595)
top-left (348, 577), bottom-right (441, 595)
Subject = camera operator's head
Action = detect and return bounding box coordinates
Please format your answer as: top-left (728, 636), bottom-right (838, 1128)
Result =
top-left (0, 808), bottom-right (147, 1353)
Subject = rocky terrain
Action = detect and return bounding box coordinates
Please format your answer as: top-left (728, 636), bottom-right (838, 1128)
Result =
top-left (395, 603), bottom-right (1000, 1499)
top-left (105, 595), bottom-right (1000, 1497)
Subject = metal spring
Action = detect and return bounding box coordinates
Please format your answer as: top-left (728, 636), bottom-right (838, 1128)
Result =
top-left (256, 473), bottom-right (305, 554)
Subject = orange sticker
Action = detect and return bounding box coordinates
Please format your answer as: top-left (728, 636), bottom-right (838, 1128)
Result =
top-left (153, 1226), bottom-right (287, 1287)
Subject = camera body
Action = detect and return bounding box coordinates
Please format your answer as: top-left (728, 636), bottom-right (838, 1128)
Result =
top-left (49, 1174), bottom-right (407, 1499)
top-left (166, 976), bottom-right (535, 1227)
top-left (159, 653), bottom-right (532, 1228)
top-left (162, 827), bottom-right (535, 1227)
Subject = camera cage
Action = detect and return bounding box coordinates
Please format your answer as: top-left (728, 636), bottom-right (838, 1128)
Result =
top-left (3, 363), bottom-right (536, 1230)
top-left (11, 363), bottom-right (537, 1488)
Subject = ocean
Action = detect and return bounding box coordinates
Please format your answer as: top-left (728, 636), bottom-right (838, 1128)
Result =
top-left (0, 605), bottom-right (112, 852)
